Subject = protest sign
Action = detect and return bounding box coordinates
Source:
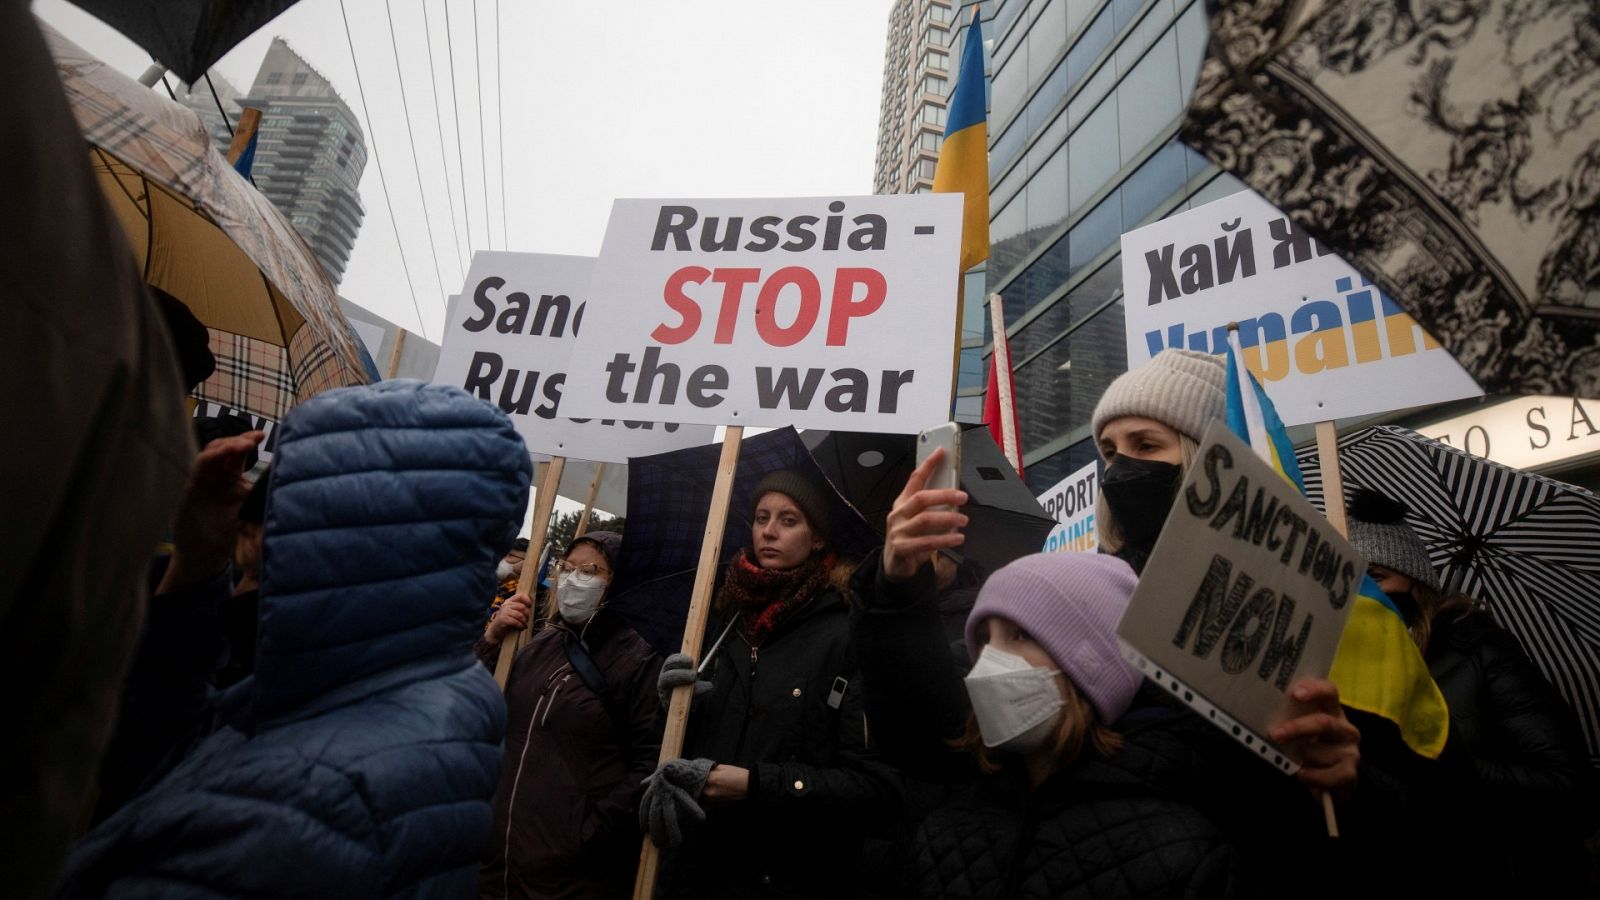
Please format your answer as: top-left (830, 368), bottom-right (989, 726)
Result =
top-left (1038, 459), bottom-right (1099, 554)
top-left (433, 251), bottom-right (715, 463)
top-left (1117, 423), bottom-right (1361, 773)
top-left (1120, 190), bottom-right (1481, 426)
top-left (561, 195), bottom-right (963, 433)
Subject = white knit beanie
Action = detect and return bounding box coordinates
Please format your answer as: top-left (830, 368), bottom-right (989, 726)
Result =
top-left (1092, 349), bottom-right (1227, 444)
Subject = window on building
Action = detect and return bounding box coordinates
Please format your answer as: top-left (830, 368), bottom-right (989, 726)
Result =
top-left (265, 72), bottom-right (281, 84)
top-left (925, 48), bottom-right (949, 71)
top-left (919, 131), bottom-right (943, 153)
top-left (924, 74), bottom-right (948, 96)
top-left (918, 103), bottom-right (947, 126)
top-left (929, 3), bottom-right (954, 24)
top-left (292, 72), bottom-right (309, 85)
top-left (918, 158), bottom-right (939, 180)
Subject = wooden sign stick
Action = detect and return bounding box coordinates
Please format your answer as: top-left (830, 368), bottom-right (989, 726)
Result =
top-left (573, 462), bottom-right (607, 540)
top-left (1313, 419), bottom-right (1346, 839)
top-left (224, 106), bottom-right (261, 165)
top-left (632, 426), bottom-right (745, 900)
top-left (494, 456), bottom-right (566, 688)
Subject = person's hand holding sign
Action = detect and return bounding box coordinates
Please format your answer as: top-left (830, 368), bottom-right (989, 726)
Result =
top-left (485, 592), bottom-right (533, 644)
top-left (1271, 678), bottom-right (1362, 797)
top-left (881, 447), bottom-right (969, 583)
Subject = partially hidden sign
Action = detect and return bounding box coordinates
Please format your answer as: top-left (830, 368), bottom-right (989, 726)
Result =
top-left (561, 196), bottom-right (963, 433)
top-left (1037, 459), bottom-right (1099, 554)
top-left (433, 251), bottom-right (715, 463)
top-left (1117, 423), bottom-right (1361, 774)
top-left (1120, 190), bottom-right (1481, 426)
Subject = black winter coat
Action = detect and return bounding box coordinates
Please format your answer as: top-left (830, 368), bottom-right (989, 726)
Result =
top-left (1425, 609), bottom-right (1595, 895)
top-left (663, 586), bottom-right (902, 900)
top-left (480, 610), bottom-right (663, 900)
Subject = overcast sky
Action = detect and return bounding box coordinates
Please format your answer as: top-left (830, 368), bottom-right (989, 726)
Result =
top-left (35, 0), bottom-right (897, 342)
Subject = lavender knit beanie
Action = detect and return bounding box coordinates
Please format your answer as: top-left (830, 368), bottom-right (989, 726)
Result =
top-left (964, 553), bottom-right (1142, 722)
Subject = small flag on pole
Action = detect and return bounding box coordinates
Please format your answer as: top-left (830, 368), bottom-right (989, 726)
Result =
top-left (984, 293), bottom-right (1022, 476)
top-left (933, 8), bottom-right (989, 273)
top-left (1223, 328), bottom-right (1448, 758)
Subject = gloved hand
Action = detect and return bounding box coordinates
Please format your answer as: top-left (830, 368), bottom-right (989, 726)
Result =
top-left (638, 757), bottom-right (715, 849)
top-left (657, 652), bottom-right (713, 709)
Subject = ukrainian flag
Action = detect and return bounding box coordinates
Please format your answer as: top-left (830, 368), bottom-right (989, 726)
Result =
top-left (933, 8), bottom-right (989, 272)
top-left (1223, 330), bottom-right (1448, 759)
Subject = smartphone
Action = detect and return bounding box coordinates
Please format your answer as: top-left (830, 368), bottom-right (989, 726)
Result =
top-left (916, 422), bottom-right (962, 502)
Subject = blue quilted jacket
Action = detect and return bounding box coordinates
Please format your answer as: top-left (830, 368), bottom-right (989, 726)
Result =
top-left (59, 382), bottom-right (531, 899)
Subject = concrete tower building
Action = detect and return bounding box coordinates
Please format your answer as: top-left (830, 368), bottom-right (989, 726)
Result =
top-left (873, 0), bottom-right (956, 196)
top-left (237, 37), bottom-right (368, 285)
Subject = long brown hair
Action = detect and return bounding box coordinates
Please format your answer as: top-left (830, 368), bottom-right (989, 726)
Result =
top-left (953, 675), bottom-right (1122, 776)
top-left (1406, 582), bottom-right (1479, 655)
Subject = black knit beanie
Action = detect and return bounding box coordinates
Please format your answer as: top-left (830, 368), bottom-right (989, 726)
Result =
top-left (752, 469), bottom-right (833, 540)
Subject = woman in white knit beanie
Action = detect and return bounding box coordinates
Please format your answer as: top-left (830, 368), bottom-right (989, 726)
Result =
top-left (1089, 348), bottom-right (1227, 572)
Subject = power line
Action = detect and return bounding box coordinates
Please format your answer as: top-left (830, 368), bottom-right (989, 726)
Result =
top-left (383, 0), bottom-right (448, 310)
top-left (338, 0), bottom-right (429, 339)
top-left (496, 0), bottom-right (508, 250)
top-left (444, 0), bottom-right (476, 258)
top-left (421, 0), bottom-right (468, 276)
top-left (472, 0), bottom-right (492, 250)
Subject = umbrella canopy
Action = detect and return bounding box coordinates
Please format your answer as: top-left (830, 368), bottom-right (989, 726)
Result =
top-left (46, 23), bottom-right (368, 426)
top-left (606, 427), bottom-right (879, 655)
top-left (1181, 0), bottom-right (1600, 395)
top-left (803, 426), bottom-right (1057, 577)
top-left (1297, 425), bottom-right (1600, 765)
top-left (65, 0), bottom-right (303, 84)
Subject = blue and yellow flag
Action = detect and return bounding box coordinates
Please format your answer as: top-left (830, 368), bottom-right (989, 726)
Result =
top-left (933, 8), bottom-right (989, 272)
top-left (1223, 331), bottom-right (1448, 758)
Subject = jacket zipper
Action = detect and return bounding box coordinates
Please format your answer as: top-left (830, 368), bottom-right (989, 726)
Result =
top-left (541, 677), bottom-right (565, 728)
top-left (502, 692), bottom-right (547, 896)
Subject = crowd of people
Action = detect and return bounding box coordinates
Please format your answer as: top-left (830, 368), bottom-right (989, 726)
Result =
top-left (22, 320), bottom-right (1595, 899)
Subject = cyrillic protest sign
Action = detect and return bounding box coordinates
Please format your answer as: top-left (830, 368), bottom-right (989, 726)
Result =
top-left (1117, 423), bottom-right (1360, 773)
top-left (561, 196), bottom-right (963, 433)
top-left (1038, 460), bottom-right (1099, 554)
top-left (433, 251), bottom-right (715, 463)
top-left (1121, 190), bottom-right (1481, 425)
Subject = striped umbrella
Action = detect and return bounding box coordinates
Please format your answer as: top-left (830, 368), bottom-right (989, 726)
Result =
top-left (1297, 425), bottom-right (1600, 766)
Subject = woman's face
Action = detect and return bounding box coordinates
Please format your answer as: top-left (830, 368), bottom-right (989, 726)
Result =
top-left (974, 616), bottom-right (1068, 701)
top-left (1097, 416), bottom-right (1185, 465)
top-left (752, 492), bottom-right (822, 571)
top-left (562, 541), bottom-right (612, 585)
top-left (1368, 564), bottom-right (1412, 598)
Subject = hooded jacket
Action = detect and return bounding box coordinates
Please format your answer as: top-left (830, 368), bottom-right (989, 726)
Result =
top-left (58, 381), bottom-right (532, 899)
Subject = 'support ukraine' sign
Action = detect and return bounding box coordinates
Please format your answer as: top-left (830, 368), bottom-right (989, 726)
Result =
top-left (433, 251), bottom-right (714, 463)
top-left (1120, 190), bottom-right (1481, 425)
top-left (1038, 459), bottom-right (1099, 554)
top-left (1117, 423), bottom-right (1360, 773)
top-left (561, 195), bottom-right (963, 433)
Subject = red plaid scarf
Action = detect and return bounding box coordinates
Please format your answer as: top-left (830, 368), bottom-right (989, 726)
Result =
top-left (721, 548), bottom-right (835, 645)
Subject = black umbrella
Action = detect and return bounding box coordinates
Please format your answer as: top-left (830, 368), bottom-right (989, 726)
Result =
top-left (804, 426), bottom-right (1058, 578)
top-left (1181, 0), bottom-right (1600, 395)
top-left (1297, 425), bottom-right (1600, 766)
top-left (67, 0), bottom-right (302, 83)
top-left (605, 427), bottom-right (879, 655)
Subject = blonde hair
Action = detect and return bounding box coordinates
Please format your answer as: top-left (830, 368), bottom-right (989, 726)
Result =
top-left (953, 676), bottom-right (1122, 775)
top-left (1095, 435), bottom-right (1199, 554)
top-left (1406, 582), bottom-right (1479, 655)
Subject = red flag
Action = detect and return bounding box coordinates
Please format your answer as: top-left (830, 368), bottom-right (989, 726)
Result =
top-left (983, 342), bottom-right (1023, 478)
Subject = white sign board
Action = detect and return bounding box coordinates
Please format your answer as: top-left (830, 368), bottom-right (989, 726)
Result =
top-left (433, 251), bottom-right (715, 463)
top-left (1418, 396), bottom-right (1600, 472)
top-left (1117, 423), bottom-right (1360, 774)
top-left (561, 196), bottom-right (963, 433)
top-left (1037, 459), bottom-right (1099, 554)
top-left (1120, 190), bottom-right (1481, 425)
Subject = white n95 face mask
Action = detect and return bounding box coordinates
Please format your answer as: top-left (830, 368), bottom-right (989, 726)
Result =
top-left (495, 560), bottom-right (516, 581)
top-left (557, 571), bottom-right (607, 624)
top-left (963, 645), bottom-right (1065, 753)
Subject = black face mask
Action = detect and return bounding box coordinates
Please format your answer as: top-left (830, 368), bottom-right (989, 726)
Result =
top-left (1102, 455), bottom-right (1183, 564)
top-left (1385, 590), bottom-right (1419, 626)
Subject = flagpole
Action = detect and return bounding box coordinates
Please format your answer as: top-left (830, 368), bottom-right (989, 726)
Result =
top-left (987, 292), bottom-right (1020, 471)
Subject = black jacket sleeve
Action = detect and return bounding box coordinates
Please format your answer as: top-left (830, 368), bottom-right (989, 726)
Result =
top-left (848, 549), bottom-right (975, 779)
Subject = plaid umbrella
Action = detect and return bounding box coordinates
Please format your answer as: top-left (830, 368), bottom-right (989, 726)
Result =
top-left (1182, 1), bottom-right (1600, 395)
top-left (606, 427), bottom-right (879, 655)
top-left (46, 23), bottom-right (368, 427)
top-left (65, 0), bottom-right (303, 84)
top-left (804, 426), bottom-right (1057, 577)
top-left (1297, 425), bottom-right (1600, 765)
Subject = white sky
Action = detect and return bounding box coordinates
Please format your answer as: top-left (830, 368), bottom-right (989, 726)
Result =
top-left (34, 0), bottom-right (897, 343)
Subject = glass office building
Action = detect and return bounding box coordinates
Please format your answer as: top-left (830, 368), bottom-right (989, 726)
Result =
top-left (939, 0), bottom-right (1246, 493)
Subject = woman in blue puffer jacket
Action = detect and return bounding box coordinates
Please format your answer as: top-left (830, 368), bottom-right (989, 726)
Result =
top-left (57, 381), bottom-right (532, 898)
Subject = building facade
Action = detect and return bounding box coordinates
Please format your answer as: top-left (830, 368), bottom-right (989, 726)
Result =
top-left (873, 0), bottom-right (956, 196)
top-left (177, 72), bottom-right (244, 153)
top-left (947, 0), bottom-right (1245, 492)
top-left (237, 38), bottom-right (368, 285)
